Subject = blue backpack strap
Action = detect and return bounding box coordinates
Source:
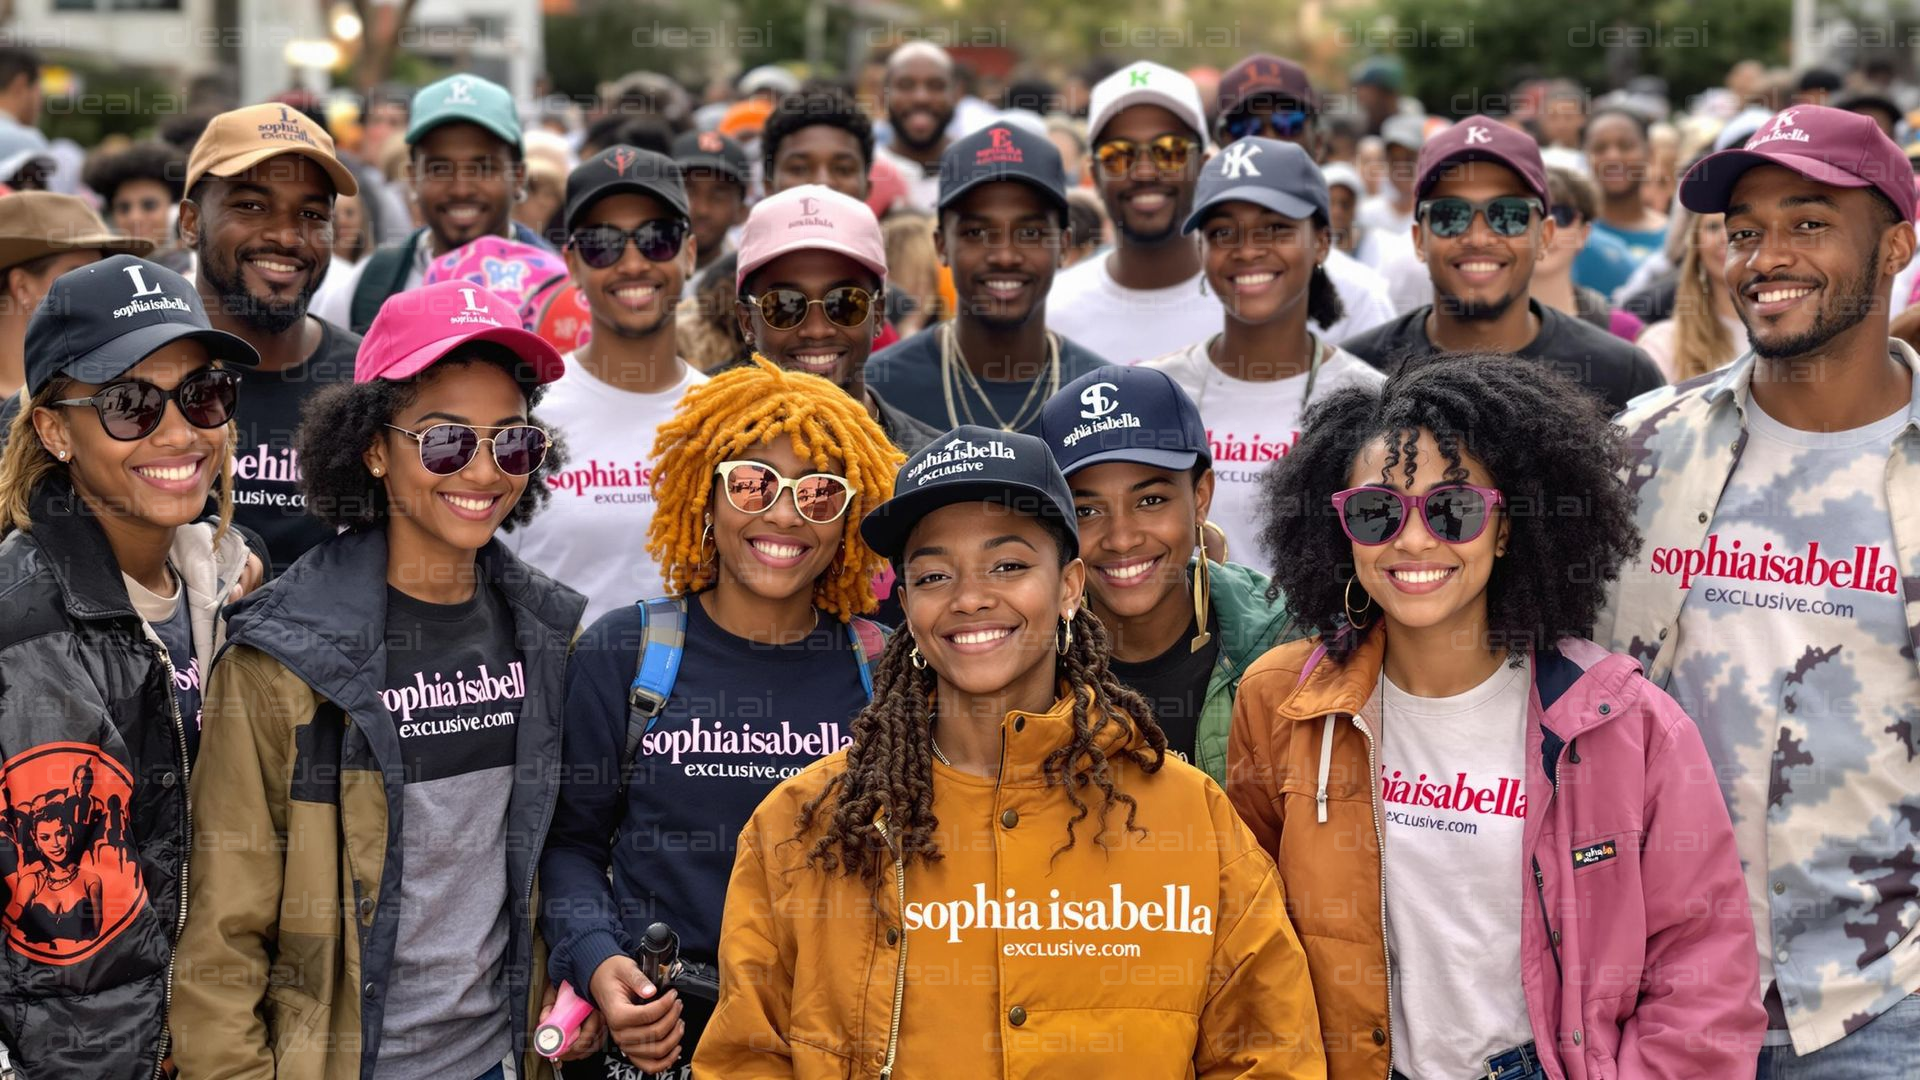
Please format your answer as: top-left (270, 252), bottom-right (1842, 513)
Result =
top-left (846, 617), bottom-right (889, 699)
top-left (624, 597), bottom-right (689, 772)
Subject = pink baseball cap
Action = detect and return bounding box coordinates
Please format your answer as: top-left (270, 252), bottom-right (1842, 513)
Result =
top-left (1679, 105), bottom-right (1917, 222)
top-left (356, 279), bottom-right (566, 385)
top-left (735, 184), bottom-right (887, 290)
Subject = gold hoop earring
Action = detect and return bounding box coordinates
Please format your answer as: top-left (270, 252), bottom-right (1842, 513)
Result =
top-left (1190, 523), bottom-right (1214, 652)
top-left (1344, 577), bottom-right (1376, 630)
top-left (1057, 614), bottom-right (1075, 655)
top-left (910, 643), bottom-right (927, 670)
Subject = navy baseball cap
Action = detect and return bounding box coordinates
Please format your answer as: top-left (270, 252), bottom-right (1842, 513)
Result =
top-left (563, 145), bottom-right (690, 234)
top-left (26, 255), bottom-right (258, 396)
top-left (1040, 366), bottom-right (1211, 476)
top-left (1183, 137), bottom-right (1330, 233)
top-left (672, 129), bottom-right (750, 186)
top-left (862, 425), bottom-right (1079, 563)
top-left (939, 123), bottom-right (1070, 220)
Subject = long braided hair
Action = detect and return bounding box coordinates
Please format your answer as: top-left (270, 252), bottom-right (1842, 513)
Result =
top-left (795, 601), bottom-right (1171, 889)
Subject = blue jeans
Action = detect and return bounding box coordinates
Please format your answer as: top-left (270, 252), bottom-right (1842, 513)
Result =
top-left (1392, 1041), bottom-right (1549, 1080)
top-left (1757, 994), bottom-right (1920, 1079)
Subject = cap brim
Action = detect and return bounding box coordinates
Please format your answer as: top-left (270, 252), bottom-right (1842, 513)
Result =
top-left (0, 150), bottom-right (54, 180)
top-left (1062, 446), bottom-right (1204, 475)
top-left (562, 180), bottom-right (692, 234)
top-left (196, 144), bottom-right (359, 197)
top-left (60, 322), bottom-right (260, 386)
top-left (1677, 148), bottom-right (1874, 214)
top-left (675, 155), bottom-right (747, 184)
top-left (938, 173), bottom-right (1070, 218)
top-left (408, 111), bottom-right (521, 151)
top-left (861, 480), bottom-right (1077, 563)
top-left (736, 237), bottom-right (887, 290)
top-left (378, 325), bottom-right (566, 385)
top-left (1183, 185), bottom-right (1321, 233)
top-left (0, 231), bottom-right (154, 271)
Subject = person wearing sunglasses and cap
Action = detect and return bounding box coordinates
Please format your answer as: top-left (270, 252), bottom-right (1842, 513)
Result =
top-left (693, 425), bottom-right (1325, 1080)
top-left (1140, 137), bottom-right (1386, 564)
top-left (733, 183), bottom-right (939, 456)
top-left (503, 145), bottom-right (709, 626)
top-left (542, 357), bottom-right (900, 1080)
top-left (171, 280), bottom-right (595, 1080)
top-left (1341, 117), bottom-right (1666, 415)
top-left (1036, 365), bottom-right (1300, 785)
top-left (1229, 353), bottom-right (1762, 1080)
top-left (0, 254), bottom-right (257, 1079)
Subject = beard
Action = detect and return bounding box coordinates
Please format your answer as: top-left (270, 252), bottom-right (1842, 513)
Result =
top-left (1744, 242), bottom-right (1882, 361)
top-left (889, 106), bottom-right (954, 154)
top-left (1434, 286), bottom-right (1523, 323)
top-left (199, 244), bottom-right (315, 335)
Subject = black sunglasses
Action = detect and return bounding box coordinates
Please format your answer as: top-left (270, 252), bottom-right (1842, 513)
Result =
top-left (742, 286), bottom-right (880, 331)
top-left (54, 367), bottom-right (239, 441)
top-left (1223, 109), bottom-right (1311, 141)
top-left (384, 422), bottom-right (551, 477)
top-left (569, 219), bottom-right (689, 268)
top-left (1548, 204), bottom-right (1580, 227)
top-left (1417, 196), bottom-right (1543, 238)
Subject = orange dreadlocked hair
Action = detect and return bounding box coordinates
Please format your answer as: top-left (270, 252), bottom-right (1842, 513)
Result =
top-left (646, 356), bottom-right (905, 621)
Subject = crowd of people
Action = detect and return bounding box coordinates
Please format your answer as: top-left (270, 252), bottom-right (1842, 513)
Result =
top-left (0, 31), bottom-right (1915, 1080)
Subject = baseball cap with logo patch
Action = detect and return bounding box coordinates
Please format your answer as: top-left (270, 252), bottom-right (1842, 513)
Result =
top-left (1678, 104), bottom-right (1916, 222)
top-left (1087, 62), bottom-right (1209, 146)
top-left (734, 184), bottom-right (887, 290)
top-left (356, 279), bottom-right (565, 386)
top-left (1182, 137), bottom-right (1330, 233)
top-left (186, 103), bottom-right (360, 197)
top-left (25, 254), bottom-right (258, 396)
top-left (1217, 54), bottom-right (1318, 119)
top-left (861, 424), bottom-right (1079, 563)
top-left (407, 74), bottom-right (522, 151)
top-left (938, 123), bottom-right (1070, 220)
top-left (1414, 115), bottom-right (1550, 207)
top-left (562, 145), bottom-right (690, 234)
top-left (671, 129), bottom-right (750, 186)
top-left (1039, 365), bottom-right (1211, 477)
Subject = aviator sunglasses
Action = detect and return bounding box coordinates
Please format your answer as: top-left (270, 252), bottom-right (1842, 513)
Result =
top-left (384, 422), bottom-right (551, 476)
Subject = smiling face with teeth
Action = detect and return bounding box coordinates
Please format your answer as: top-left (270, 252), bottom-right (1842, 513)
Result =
top-left (709, 437), bottom-right (848, 610)
top-left (183, 156), bottom-right (336, 337)
top-left (1345, 429), bottom-right (1507, 648)
top-left (901, 501), bottom-right (1085, 714)
top-left (1415, 164), bottom-right (1550, 324)
top-left (1092, 104), bottom-right (1203, 247)
top-left (566, 192), bottom-right (693, 342)
top-left (1069, 461), bottom-right (1212, 658)
top-left (36, 342), bottom-right (230, 534)
top-left (1199, 201), bottom-right (1328, 328)
top-left (409, 123), bottom-right (524, 254)
top-left (937, 182), bottom-right (1068, 331)
top-left (736, 250), bottom-right (881, 398)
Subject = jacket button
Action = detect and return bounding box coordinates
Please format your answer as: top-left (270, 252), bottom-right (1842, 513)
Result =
top-left (1571, 1030), bottom-right (1583, 1046)
top-left (1372, 1027), bottom-right (1386, 1045)
top-left (1001, 809), bottom-right (1019, 829)
top-left (1658, 627), bottom-right (1669, 640)
top-left (1597, 703), bottom-right (1610, 716)
top-left (1772, 881), bottom-right (1786, 895)
top-left (358, 896), bottom-right (375, 919)
top-left (1698, 512), bottom-right (1709, 524)
top-left (1013, 717), bottom-right (1026, 733)
top-left (1007, 1005), bottom-right (1026, 1027)
top-left (364, 982), bottom-right (379, 1000)
top-left (161, 771), bottom-right (177, 788)
top-left (1551, 930), bottom-right (1561, 946)
top-left (886, 926), bottom-right (899, 946)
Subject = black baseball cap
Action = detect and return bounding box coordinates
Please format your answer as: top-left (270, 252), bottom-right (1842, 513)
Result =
top-left (26, 254), bottom-right (258, 396)
top-left (1040, 366), bottom-right (1211, 476)
top-left (562, 145), bottom-right (690, 234)
top-left (862, 425), bottom-right (1080, 563)
top-left (938, 123), bottom-right (1070, 220)
top-left (671, 129), bottom-right (750, 186)
top-left (1183, 137), bottom-right (1331, 233)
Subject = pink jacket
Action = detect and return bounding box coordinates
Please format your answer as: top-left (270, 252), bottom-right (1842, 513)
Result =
top-left (1228, 635), bottom-right (1764, 1080)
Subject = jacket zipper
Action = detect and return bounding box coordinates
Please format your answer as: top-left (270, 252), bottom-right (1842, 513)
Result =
top-left (872, 814), bottom-right (909, 1080)
top-left (516, 629), bottom-right (565, 1064)
top-left (1532, 739), bottom-right (1571, 985)
top-left (1349, 713), bottom-right (1393, 1075)
top-left (151, 633), bottom-right (191, 1080)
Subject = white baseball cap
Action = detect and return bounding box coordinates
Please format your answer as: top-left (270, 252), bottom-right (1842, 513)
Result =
top-left (1087, 62), bottom-right (1208, 146)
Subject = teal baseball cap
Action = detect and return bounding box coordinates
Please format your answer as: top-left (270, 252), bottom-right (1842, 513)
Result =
top-left (407, 74), bottom-right (521, 151)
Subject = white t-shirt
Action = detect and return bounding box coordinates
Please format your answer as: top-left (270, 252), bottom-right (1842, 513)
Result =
top-left (872, 143), bottom-right (942, 215)
top-left (1358, 194), bottom-right (1416, 239)
top-left (1047, 251), bottom-right (1401, 364)
top-left (505, 353), bottom-right (707, 626)
top-left (1140, 340), bottom-right (1384, 564)
top-left (1379, 655), bottom-right (1536, 1079)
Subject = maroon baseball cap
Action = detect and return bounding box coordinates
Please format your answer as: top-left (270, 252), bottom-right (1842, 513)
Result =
top-left (357, 280), bottom-right (566, 386)
top-left (1217, 54), bottom-right (1316, 117)
top-left (1678, 105), bottom-right (1916, 222)
top-left (1414, 115), bottom-right (1550, 207)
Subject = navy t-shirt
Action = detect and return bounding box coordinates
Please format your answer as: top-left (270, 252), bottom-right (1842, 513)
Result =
top-left (865, 325), bottom-right (1109, 435)
top-left (540, 594), bottom-right (871, 990)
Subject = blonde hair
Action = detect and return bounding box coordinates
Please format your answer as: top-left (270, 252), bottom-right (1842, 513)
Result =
top-left (0, 378), bottom-right (237, 539)
top-left (1670, 208), bottom-right (1737, 382)
top-left (647, 356), bottom-right (904, 620)
top-left (883, 212), bottom-right (945, 325)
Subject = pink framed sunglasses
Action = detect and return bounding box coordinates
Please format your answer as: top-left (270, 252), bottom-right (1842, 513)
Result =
top-left (1331, 484), bottom-right (1504, 546)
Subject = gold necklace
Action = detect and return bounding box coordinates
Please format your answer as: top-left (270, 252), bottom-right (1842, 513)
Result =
top-left (940, 322), bottom-right (1062, 432)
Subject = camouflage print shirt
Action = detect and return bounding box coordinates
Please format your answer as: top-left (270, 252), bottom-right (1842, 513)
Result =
top-left (1598, 341), bottom-right (1920, 1055)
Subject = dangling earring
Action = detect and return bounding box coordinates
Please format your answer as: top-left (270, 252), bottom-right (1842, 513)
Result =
top-left (910, 642), bottom-right (927, 670)
top-left (1057, 613), bottom-right (1075, 655)
top-left (1190, 522), bottom-right (1214, 653)
top-left (700, 515), bottom-right (715, 561)
top-left (1344, 577), bottom-right (1376, 630)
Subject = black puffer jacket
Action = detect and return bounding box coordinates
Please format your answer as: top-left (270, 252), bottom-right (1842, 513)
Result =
top-left (0, 478), bottom-right (247, 1080)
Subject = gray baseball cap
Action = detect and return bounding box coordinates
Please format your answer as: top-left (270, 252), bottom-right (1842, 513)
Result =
top-left (1182, 137), bottom-right (1330, 233)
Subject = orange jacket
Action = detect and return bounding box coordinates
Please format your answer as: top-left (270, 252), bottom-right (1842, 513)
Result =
top-left (693, 692), bottom-right (1327, 1079)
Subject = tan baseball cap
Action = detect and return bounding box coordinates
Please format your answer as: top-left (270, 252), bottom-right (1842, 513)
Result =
top-left (0, 192), bottom-right (153, 273)
top-left (185, 103), bottom-right (359, 197)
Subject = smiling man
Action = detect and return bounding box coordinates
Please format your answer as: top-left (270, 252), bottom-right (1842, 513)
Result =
top-left (1341, 115), bottom-right (1664, 413)
top-left (1601, 104), bottom-right (1920, 1077)
top-left (872, 41), bottom-right (957, 214)
top-left (180, 103), bottom-right (361, 573)
top-left (868, 122), bottom-right (1106, 436)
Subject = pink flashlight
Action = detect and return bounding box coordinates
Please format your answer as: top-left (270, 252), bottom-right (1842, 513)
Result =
top-left (534, 981), bottom-right (594, 1060)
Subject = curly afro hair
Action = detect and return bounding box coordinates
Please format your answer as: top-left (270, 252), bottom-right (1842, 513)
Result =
top-left (82, 141), bottom-right (187, 206)
top-left (295, 343), bottom-right (563, 532)
top-left (1256, 353), bottom-right (1641, 662)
